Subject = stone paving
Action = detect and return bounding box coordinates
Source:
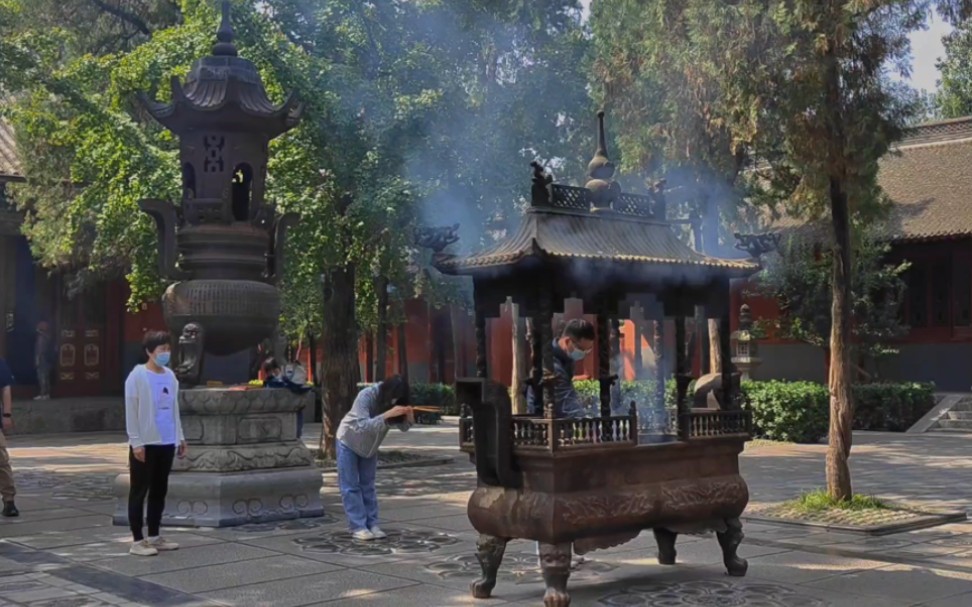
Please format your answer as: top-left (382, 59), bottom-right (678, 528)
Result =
top-left (0, 421), bottom-right (970, 606)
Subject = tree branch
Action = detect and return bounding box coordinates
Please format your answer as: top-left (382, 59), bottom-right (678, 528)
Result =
top-left (86, 0), bottom-right (151, 36)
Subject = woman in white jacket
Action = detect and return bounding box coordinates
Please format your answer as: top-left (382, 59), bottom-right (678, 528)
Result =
top-left (125, 330), bottom-right (187, 557)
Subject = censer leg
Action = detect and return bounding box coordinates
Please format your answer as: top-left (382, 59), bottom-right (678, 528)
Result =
top-left (539, 541), bottom-right (572, 607)
top-left (471, 534), bottom-right (508, 599)
top-left (653, 527), bottom-right (678, 565)
top-left (716, 517), bottom-right (748, 577)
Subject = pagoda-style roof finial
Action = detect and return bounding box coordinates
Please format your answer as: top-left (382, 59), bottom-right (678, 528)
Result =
top-left (586, 110), bottom-right (619, 210)
top-left (587, 110), bottom-right (615, 181)
top-left (212, 0), bottom-right (238, 57)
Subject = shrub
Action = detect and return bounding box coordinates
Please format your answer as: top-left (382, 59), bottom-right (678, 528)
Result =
top-left (852, 382), bottom-right (935, 431)
top-left (572, 379), bottom-right (677, 415)
top-left (410, 383), bottom-right (457, 416)
top-left (743, 380), bottom-right (829, 444)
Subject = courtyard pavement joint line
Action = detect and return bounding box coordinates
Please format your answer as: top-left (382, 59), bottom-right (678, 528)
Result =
top-left (0, 540), bottom-right (230, 607)
top-left (746, 536), bottom-right (972, 575)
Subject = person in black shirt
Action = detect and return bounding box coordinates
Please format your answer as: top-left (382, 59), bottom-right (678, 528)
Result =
top-left (0, 357), bottom-right (18, 517)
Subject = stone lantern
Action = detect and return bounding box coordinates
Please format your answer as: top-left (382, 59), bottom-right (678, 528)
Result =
top-left (113, 2), bottom-right (323, 528)
top-left (730, 304), bottom-right (761, 381)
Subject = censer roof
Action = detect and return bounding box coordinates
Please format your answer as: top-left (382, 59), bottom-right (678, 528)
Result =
top-left (434, 183), bottom-right (759, 278)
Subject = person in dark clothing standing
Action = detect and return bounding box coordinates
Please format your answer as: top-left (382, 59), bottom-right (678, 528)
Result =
top-left (262, 357), bottom-right (312, 439)
top-left (0, 357), bottom-right (18, 517)
top-left (526, 318), bottom-right (596, 418)
top-left (124, 331), bottom-right (187, 556)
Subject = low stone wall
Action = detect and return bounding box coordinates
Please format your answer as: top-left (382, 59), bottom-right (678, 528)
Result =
top-left (7, 398), bottom-right (124, 435)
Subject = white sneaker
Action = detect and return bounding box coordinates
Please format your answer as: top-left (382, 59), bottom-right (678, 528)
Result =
top-left (130, 540), bottom-right (159, 557)
top-left (352, 529), bottom-right (375, 541)
top-left (148, 536), bottom-right (179, 551)
top-left (369, 526), bottom-right (387, 539)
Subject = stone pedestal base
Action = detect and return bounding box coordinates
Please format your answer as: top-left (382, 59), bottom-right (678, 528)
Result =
top-left (112, 467), bottom-right (324, 528)
top-left (113, 386), bottom-right (324, 528)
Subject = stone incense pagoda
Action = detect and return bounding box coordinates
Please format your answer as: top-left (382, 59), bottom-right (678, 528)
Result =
top-left (113, 1), bottom-right (323, 528)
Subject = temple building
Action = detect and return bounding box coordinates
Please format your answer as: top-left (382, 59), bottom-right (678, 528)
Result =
top-left (734, 117), bottom-right (972, 391)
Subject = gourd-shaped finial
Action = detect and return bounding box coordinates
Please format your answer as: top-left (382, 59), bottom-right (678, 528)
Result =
top-left (212, 1), bottom-right (239, 57)
top-left (586, 111), bottom-right (619, 209)
top-left (587, 110), bottom-right (615, 180)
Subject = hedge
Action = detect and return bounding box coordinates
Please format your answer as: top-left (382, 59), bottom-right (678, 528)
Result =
top-left (852, 382), bottom-right (936, 432)
top-left (743, 380), bottom-right (829, 443)
top-left (743, 380), bottom-right (936, 443)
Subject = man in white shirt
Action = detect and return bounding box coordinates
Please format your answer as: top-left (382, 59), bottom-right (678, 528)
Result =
top-left (124, 330), bottom-right (187, 557)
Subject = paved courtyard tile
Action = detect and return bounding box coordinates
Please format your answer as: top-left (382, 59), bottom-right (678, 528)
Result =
top-left (1, 422), bottom-right (970, 606)
top-left (198, 569), bottom-right (417, 606)
top-left (803, 563), bottom-right (972, 604)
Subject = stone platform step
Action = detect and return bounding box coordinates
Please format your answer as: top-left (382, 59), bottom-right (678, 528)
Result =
top-left (934, 419), bottom-right (972, 432)
top-left (909, 394), bottom-right (972, 433)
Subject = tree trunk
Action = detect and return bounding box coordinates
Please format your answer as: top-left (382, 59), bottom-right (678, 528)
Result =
top-left (364, 332), bottom-right (374, 383)
top-left (823, 34), bottom-right (854, 501)
top-left (319, 265), bottom-right (360, 460)
top-left (827, 177), bottom-right (854, 501)
top-left (374, 276), bottom-right (389, 381)
top-left (708, 319), bottom-right (722, 373)
top-left (450, 305), bottom-right (465, 379)
top-left (397, 321), bottom-right (409, 384)
top-left (511, 303), bottom-right (529, 413)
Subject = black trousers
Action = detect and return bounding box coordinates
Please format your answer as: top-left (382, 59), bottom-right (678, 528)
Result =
top-left (128, 444), bottom-right (176, 541)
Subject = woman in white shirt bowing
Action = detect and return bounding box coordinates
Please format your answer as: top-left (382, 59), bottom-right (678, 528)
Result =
top-left (124, 330), bottom-right (188, 557)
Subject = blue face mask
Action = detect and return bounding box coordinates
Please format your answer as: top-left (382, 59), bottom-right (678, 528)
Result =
top-left (569, 348), bottom-right (587, 362)
top-left (155, 352), bottom-right (171, 367)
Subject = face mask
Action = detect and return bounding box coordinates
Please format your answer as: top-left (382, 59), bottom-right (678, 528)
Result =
top-left (155, 352), bottom-right (171, 367)
top-left (569, 348), bottom-right (587, 362)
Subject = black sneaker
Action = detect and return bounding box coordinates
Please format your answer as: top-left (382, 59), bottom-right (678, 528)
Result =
top-left (1, 501), bottom-right (18, 517)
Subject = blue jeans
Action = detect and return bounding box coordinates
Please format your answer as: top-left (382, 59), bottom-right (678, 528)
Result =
top-left (337, 441), bottom-right (379, 532)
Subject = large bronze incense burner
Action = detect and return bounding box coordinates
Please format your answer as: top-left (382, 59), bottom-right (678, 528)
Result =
top-left (433, 112), bottom-right (759, 606)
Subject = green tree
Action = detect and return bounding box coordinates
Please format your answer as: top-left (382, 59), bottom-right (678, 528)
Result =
top-left (1, 0), bottom-right (591, 457)
top-left (590, 1), bottom-right (776, 378)
top-left (937, 20), bottom-right (972, 118)
top-left (590, 0), bottom-right (969, 501)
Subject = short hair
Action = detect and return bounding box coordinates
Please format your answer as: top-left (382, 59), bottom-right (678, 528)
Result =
top-left (142, 330), bottom-right (171, 354)
top-left (561, 318), bottom-right (595, 342)
top-left (262, 357), bottom-right (281, 375)
top-left (378, 375), bottom-right (410, 410)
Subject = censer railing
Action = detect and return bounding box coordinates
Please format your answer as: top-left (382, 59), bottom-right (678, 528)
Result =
top-left (459, 408), bottom-right (752, 451)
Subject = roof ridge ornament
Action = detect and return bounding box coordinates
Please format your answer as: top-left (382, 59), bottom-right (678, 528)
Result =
top-left (213, 0), bottom-right (238, 57)
top-left (586, 110), bottom-right (620, 212)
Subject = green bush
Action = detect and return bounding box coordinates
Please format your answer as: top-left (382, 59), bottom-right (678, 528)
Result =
top-left (852, 382), bottom-right (935, 431)
top-left (743, 380), bottom-right (829, 444)
top-left (572, 379), bottom-right (678, 414)
top-left (410, 383), bottom-right (457, 416)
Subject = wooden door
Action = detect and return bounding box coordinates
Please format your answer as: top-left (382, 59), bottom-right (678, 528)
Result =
top-left (54, 283), bottom-right (106, 398)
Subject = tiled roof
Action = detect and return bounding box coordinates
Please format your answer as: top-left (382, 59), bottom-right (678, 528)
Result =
top-left (767, 117), bottom-right (972, 242)
top-left (0, 115), bottom-right (22, 180)
top-left (435, 209), bottom-right (759, 276)
top-left (875, 117), bottom-right (972, 241)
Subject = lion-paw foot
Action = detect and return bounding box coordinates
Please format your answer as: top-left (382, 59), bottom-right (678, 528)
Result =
top-left (725, 555), bottom-right (748, 577)
top-left (543, 587), bottom-right (571, 607)
top-left (471, 578), bottom-right (496, 599)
